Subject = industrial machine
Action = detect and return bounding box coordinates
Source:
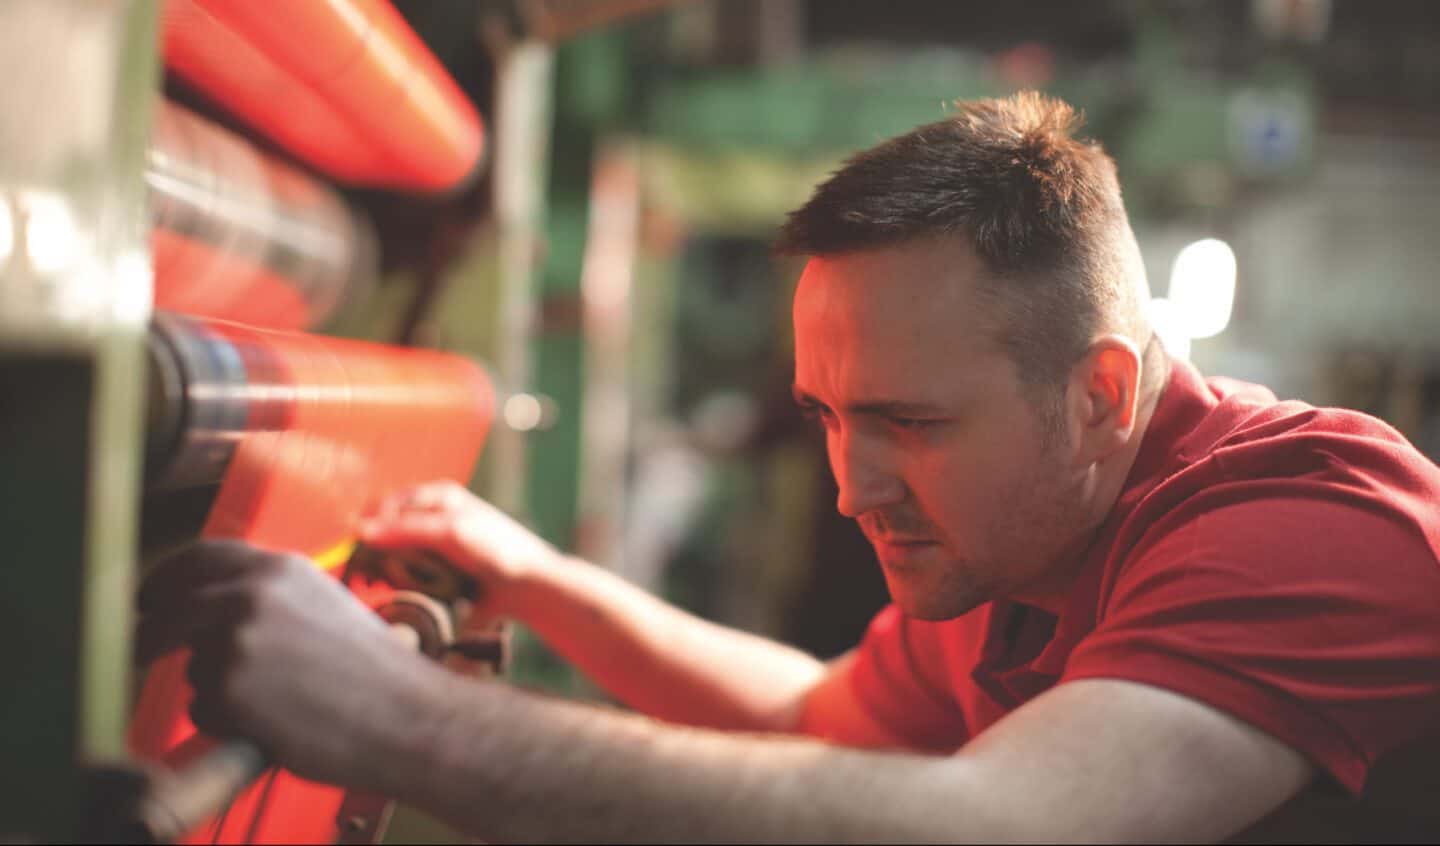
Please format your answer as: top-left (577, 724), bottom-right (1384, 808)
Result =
top-left (1, 1), bottom-right (501, 841)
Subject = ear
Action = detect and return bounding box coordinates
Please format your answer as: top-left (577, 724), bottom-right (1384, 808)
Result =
top-left (1067, 334), bottom-right (1142, 465)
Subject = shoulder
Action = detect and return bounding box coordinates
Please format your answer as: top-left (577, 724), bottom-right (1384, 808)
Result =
top-left (1077, 367), bottom-right (1440, 797)
top-left (1076, 492), bottom-right (1440, 796)
top-left (1185, 375), bottom-right (1435, 490)
top-left (1128, 374), bottom-right (1440, 576)
top-left (1101, 495), bottom-right (1440, 639)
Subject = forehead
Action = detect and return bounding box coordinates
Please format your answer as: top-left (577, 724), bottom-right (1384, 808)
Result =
top-left (792, 238), bottom-right (1005, 396)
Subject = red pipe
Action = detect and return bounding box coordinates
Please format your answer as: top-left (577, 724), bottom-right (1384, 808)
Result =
top-left (162, 0), bottom-right (484, 192)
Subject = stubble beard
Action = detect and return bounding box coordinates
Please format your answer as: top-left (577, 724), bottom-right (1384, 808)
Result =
top-left (885, 555), bottom-right (995, 621)
top-left (862, 509), bottom-right (997, 621)
top-left (874, 415), bottom-right (1087, 621)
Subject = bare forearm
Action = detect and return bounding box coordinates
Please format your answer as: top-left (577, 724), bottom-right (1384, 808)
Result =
top-left (359, 483), bottom-right (823, 732)
top-left (509, 556), bottom-right (825, 732)
top-left (380, 667), bottom-right (963, 844)
top-left (359, 670), bottom-right (1306, 845)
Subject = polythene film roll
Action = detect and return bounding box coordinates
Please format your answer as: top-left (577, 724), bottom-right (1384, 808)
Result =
top-left (143, 312), bottom-right (494, 531)
top-left (135, 311), bottom-right (495, 843)
top-left (161, 0), bottom-right (484, 192)
top-left (148, 100), bottom-right (377, 331)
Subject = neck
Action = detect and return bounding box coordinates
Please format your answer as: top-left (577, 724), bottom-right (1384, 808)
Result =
top-left (1092, 340), bottom-right (1168, 518)
top-left (1012, 345), bottom-right (1170, 615)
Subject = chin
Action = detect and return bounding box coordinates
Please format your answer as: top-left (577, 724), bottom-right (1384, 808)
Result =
top-left (886, 574), bottom-right (990, 621)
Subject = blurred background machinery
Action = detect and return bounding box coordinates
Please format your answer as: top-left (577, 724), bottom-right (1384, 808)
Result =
top-left (4, 0), bottom-right (1440, 841)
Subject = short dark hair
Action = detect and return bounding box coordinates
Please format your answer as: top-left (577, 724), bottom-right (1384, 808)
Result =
top-left (777, 91), bottom-right (1139, 390)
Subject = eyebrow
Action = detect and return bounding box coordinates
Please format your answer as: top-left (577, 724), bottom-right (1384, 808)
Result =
top-left (791, 385), bottom-right (948, 417)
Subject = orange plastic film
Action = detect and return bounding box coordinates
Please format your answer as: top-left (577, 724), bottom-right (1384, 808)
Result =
top-left (143, 313), bottom-right (494, 546)
top-left (134, 314), bottom-right (494, 843)
top-left (161, 0), bottom-right (484, 192)
top-left (148, 101), bottom-right (375, 331)
top-left (200, 321), bottom-right (493, 551)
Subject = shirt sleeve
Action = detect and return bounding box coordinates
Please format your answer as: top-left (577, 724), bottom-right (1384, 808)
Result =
top-left (848, 604), bottom-right (972, 753)
top-left (1063, 496), bottom-right (1440, 795)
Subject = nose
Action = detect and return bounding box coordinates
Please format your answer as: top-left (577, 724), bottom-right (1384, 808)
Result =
top-left (831, 431), bottom-right (905, 518)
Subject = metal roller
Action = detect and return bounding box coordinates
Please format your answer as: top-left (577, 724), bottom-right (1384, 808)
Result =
top-left (144, 311), bottom-right (273, 492)
top-left (142, 311), bottom-right (493, 508)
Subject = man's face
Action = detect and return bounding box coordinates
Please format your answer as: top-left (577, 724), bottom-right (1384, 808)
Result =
top-left (792, 237), bottom-right (1090, 620)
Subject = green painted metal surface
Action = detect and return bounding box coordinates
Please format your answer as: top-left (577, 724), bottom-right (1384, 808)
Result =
top-left (0, 356), bottom-right (94, 834)
top-left (0, 0), bottom-right (159, 839)
top-left (525, 40), bottom-right (601, 553)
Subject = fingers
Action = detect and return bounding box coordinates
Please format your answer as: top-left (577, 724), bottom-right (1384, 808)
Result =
top-left (139, 539), bottom-right (278, 615)
top-left (356, 509), bottom-right (455, 550)
top-left (364, 481), bottom-right (469, 523)
top-left (135, 582), bottom-right (256, 666)
top-left (356, 480), bottom-right (555, 608)
top-left (188, 691), bottom-right (231, 739)
top-left (135, 539), bottom-right (291, 666)
top-left (185, 630), bottom-right (242, 739)
top-left (400, 481), bottom-right (469, 512)
top-left (358, 482), bottom-right (477, 559)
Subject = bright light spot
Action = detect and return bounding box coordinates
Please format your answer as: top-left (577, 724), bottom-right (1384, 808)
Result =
top-left (52, 256), bottom-right (109, 325)
top-left (1147, 297), bottom-right (1193, 361)
top-left (1168, 238), bottom-right (1236, 339)
top-left (111, 250), bottom-right (153, 326)
top-left (23, 191), bottom-right (80, 274)
top-left (0, 194), bottom-right (13, 268)
top-left (504, 393), bottom-right (544, 431)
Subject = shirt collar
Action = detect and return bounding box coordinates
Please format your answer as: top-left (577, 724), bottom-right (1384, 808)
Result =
top-left (974, 357), bottom-right (1218, 703)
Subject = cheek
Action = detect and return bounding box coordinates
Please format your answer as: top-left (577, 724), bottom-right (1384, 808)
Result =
top-left (905, 429), bottom-right (1047, 536)
top-left (904, 448), bottom-right (994, 531)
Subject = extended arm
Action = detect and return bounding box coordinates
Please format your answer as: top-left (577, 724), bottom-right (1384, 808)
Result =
top-left (500, 546), bottom-right (826, 732)
top-left (365, 654), bottom-right (1313, 842)
top-left (137, 543), bottom-right (1312, 843)
top-left (360, 482), bottom-right (825, 732)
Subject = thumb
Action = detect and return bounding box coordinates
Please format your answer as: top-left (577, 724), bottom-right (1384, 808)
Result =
top-left (356, 511), bottom-right (453, 551)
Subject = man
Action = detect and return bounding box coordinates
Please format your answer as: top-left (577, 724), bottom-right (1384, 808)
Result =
top-left (139, 92), bottom-right (1440, 841)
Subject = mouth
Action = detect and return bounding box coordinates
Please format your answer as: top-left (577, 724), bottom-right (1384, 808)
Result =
top-left (871, 537), bottom-right (941, 567)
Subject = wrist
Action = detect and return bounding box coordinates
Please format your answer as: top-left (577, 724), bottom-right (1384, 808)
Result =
top-left (355, 653), bottom-right (465, 799)
top-left (501, 549), bottom-right (580, 619)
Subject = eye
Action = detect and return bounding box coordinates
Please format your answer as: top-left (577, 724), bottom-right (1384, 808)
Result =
top-left (799, 403), bottom-right (836, 431)
top-left (888, 416), bottom-right (939, 432)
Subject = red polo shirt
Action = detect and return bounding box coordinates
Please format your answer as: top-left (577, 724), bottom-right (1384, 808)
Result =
top-left (849, 358), bottom-right (1440, 829)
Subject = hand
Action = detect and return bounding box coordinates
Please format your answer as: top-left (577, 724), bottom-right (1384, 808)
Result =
top-left (358, 481), bottom-right (563, 618)
top-left (135, 539), bottom-right (440, 789)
